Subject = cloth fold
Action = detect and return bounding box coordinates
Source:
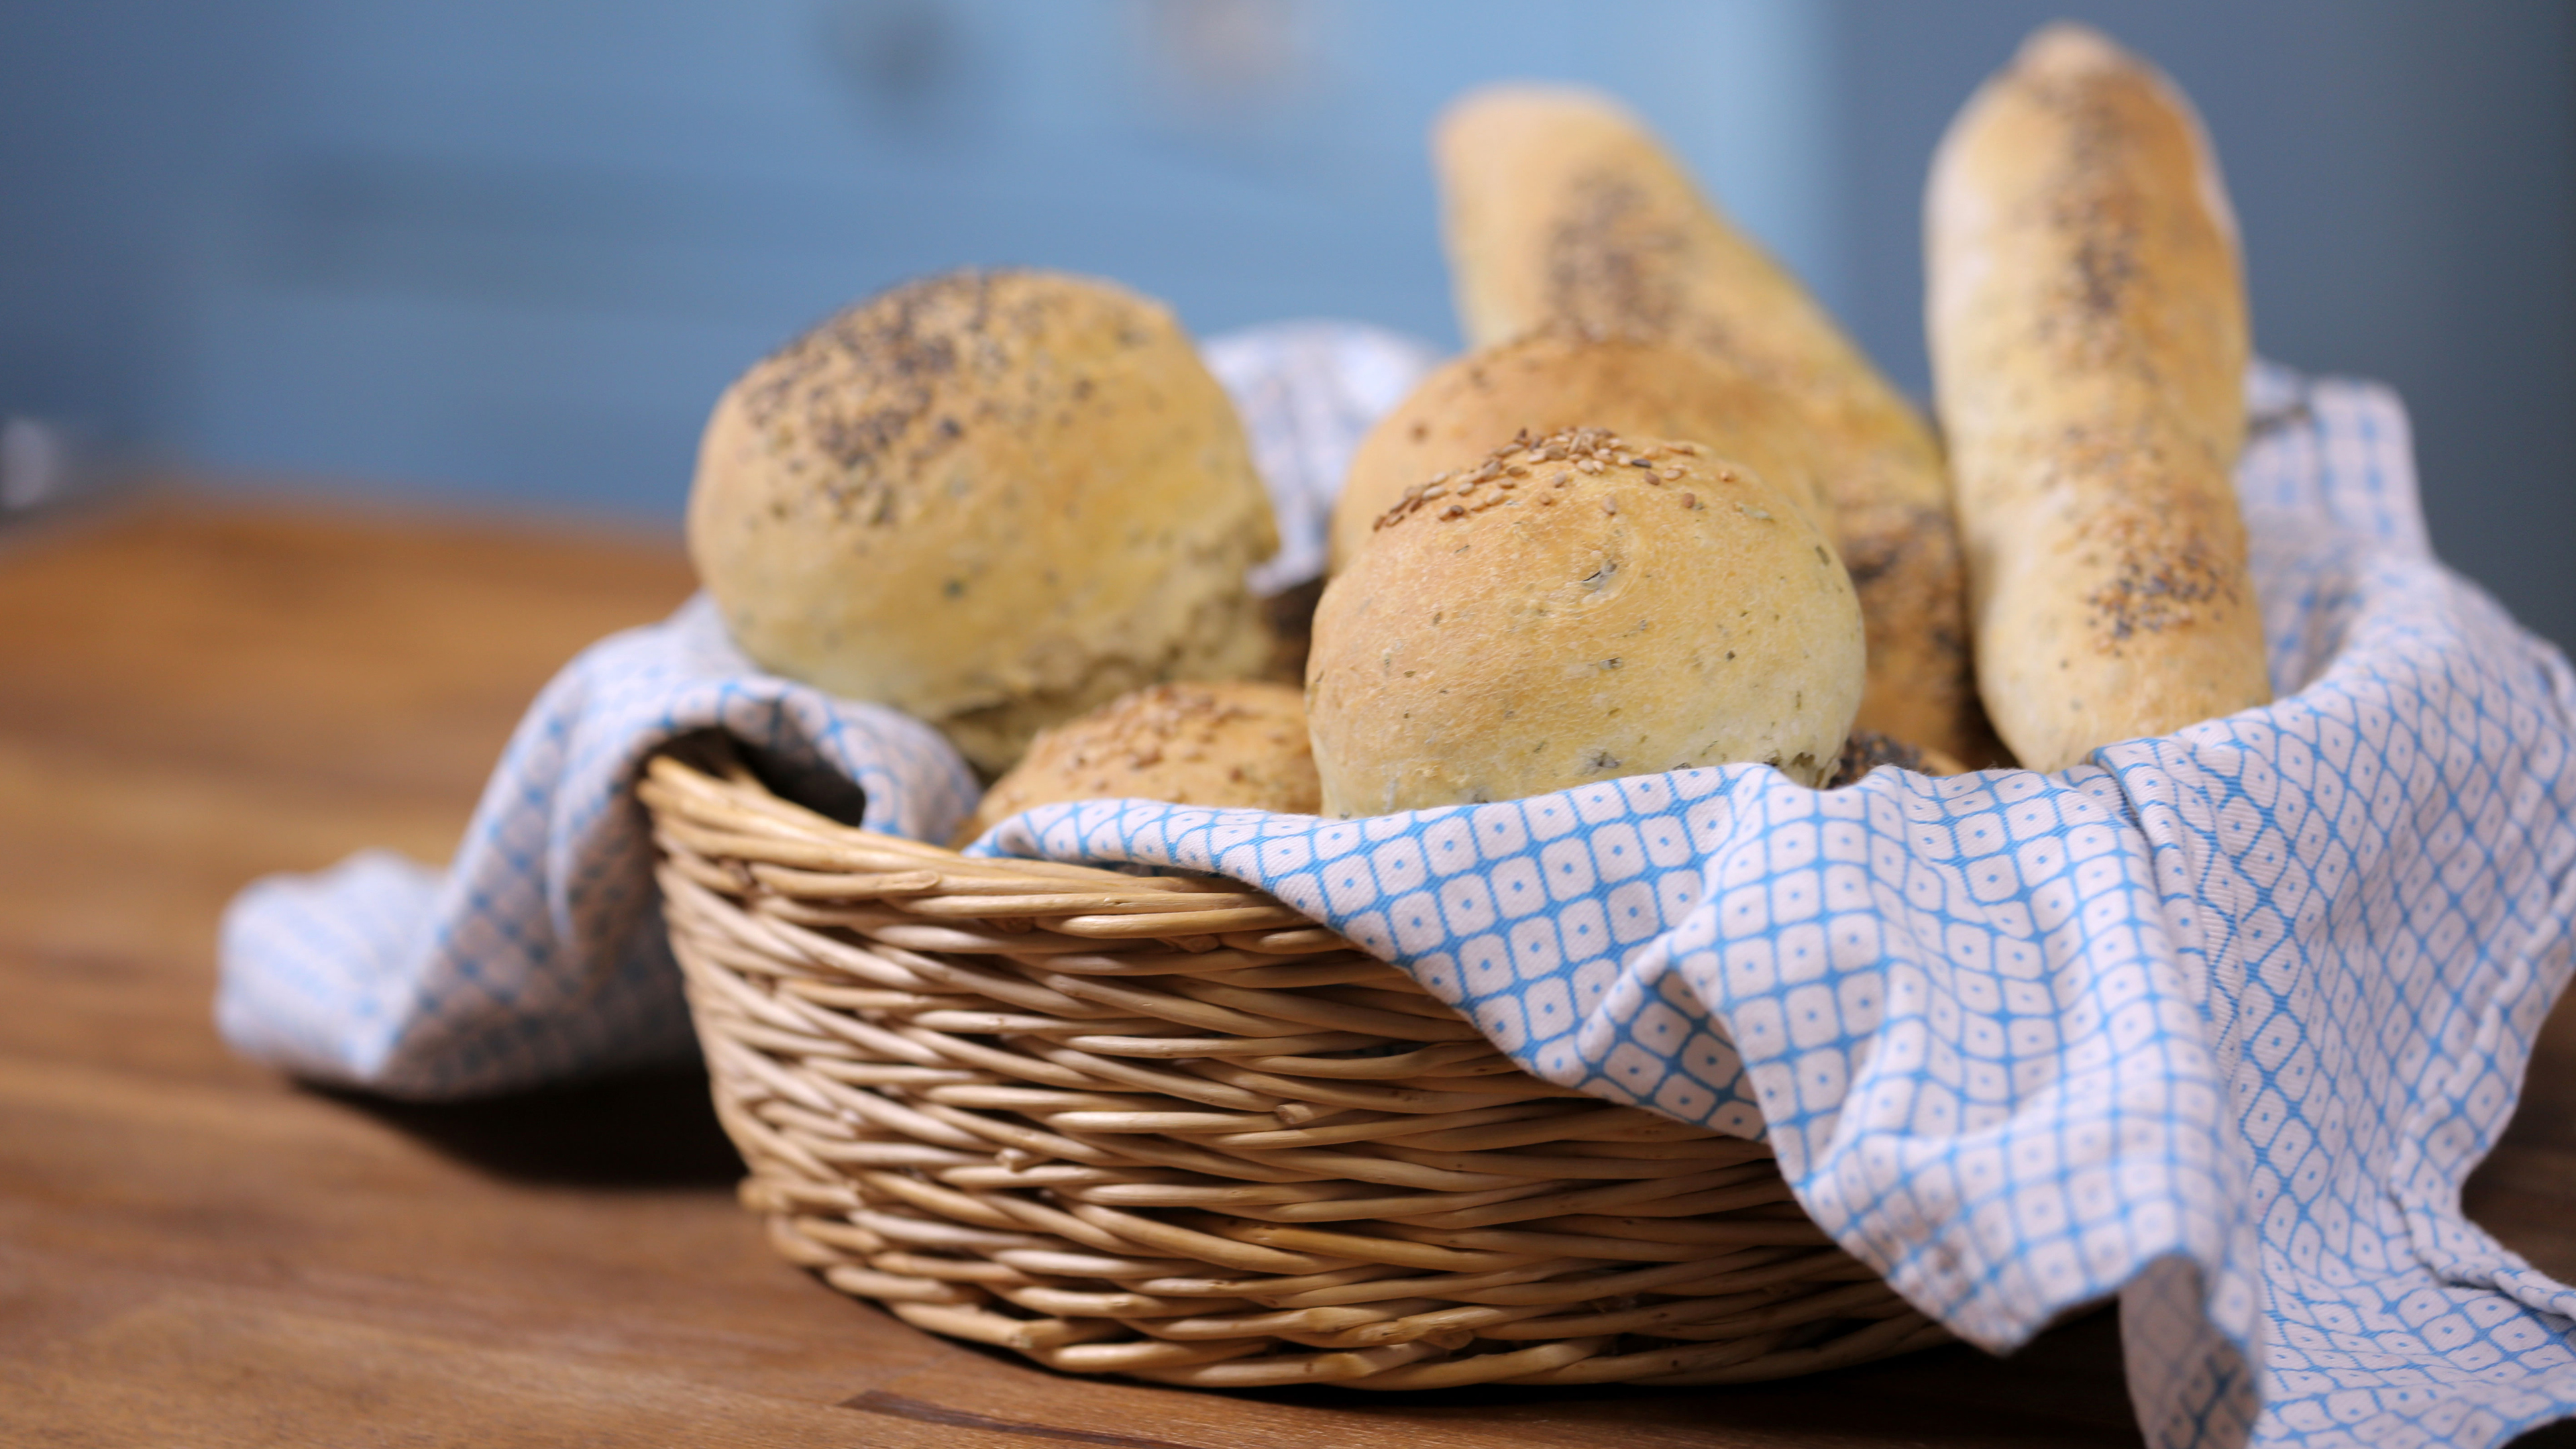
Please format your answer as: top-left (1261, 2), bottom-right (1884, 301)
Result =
top-left (219, 343), bottom-right (2576, 1449)
top-left (217, 593), bottom-right (979, 1096)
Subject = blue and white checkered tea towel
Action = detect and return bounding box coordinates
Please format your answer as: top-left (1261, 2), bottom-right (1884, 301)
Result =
top-left (221, 343), bottom-right (2576, 1448)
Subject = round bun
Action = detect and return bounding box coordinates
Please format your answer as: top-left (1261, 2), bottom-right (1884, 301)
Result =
top-left (688, 269), bottom-right (1278, 773)
top-left (1307, 427), bottom-right (1863, 815)
top-left (1328, 327), bottom-right (1831, 572)
top-left (960, 681), bottom-right (1319, 842)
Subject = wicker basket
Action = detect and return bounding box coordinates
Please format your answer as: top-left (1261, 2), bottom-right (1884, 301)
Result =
top-left (643, 738), bottom-right (1947, 1389)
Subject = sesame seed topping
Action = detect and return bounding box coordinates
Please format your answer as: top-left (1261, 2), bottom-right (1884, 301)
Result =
top-left (1377, 427), bottom-right (1655, 531)
top-left (1601, 496), bottom-right (1618, 515)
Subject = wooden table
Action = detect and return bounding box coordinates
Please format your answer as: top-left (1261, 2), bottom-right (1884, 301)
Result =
top-left (4, 492), bottom-right (2571, 1447)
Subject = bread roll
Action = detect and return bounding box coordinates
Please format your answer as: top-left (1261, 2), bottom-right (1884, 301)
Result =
top-left (1307, 428), bottom-right (1863, 816)
top-left (1328, 327), bottom-right (1830, 572)
top-left (688, 269), bottom-right (1277, 774)
top-left (1435, 86), bottom-right (1990, 765)
top-left (1926, 24), bottom-right (2267, 771)
top-left (959, 681), bottom-right (1319, 842)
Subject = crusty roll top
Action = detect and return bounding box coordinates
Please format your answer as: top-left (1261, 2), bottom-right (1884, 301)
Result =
top-left (1328, 327), bottom-right (1831, 573)
top-left (688, 269), bottom-right (1278, 773)
top-left (960, 680), bottom-right (1320, 844)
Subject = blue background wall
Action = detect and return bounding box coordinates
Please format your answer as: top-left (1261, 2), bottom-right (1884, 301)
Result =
top-left (2, 0), bottom-right (2569, 647)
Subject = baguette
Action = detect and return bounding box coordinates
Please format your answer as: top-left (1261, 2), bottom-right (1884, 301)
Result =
top-left (1435, 85), bottom-right (1990, 765)
top-left (1925, 24), bottom-right (2268, 771)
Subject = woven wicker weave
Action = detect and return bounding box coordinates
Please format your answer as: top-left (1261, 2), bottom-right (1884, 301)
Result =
top-left (643, 738), bottom-right (1947, 1389)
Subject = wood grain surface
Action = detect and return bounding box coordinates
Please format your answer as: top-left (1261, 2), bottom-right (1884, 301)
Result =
top-left (3, 491), bottom-right (2569, 1447)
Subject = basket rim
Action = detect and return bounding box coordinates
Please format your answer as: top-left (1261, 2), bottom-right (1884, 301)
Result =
top-left (643, 741), bottom-right (1220, 887)
top-left (642, 740), bottom-right (1354, 955)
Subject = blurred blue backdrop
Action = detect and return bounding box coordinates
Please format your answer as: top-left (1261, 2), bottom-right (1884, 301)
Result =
top-left (2, 0), bottom-right (2570, 646)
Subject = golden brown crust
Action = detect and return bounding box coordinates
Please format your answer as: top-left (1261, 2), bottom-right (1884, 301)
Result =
top-left (959, 681), bottom-right (1320, 843)
top-left (1307, 428), bottom-right (1863, 815)
top-left (688, 269), bottom-right (1277, 774)
top-left (1927, 24), bottom-right (2269, 771)
top-left (1327, 327), bottom-right (1831, 573)
top-left (1434, 86), bottom-right (1992, 764)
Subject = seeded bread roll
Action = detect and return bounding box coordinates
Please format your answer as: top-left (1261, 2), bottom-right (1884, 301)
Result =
top-left (960, 681), bottom-right (1320, 843)
top-left (1927, 25), bottom-right (2268, 771)
top-left (1435, 86), bottom-right (1990, 765)
top-left (688, 269), bottom-right (1277, 774)
top-left (1307, 428), bottom-right (1864, 815)
top-left (1327, 327), bottom-right (1831, 572)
